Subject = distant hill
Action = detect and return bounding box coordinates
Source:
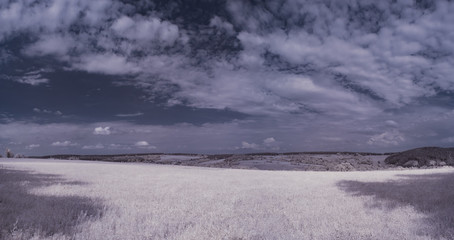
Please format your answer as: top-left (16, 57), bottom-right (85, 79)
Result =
top-left (385, 147), bottom-right (454, 167)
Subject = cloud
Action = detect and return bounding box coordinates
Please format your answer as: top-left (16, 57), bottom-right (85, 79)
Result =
top-left (107, 143), bottom-right (131, 150)
top-left (5, 70), bottom-right (50, 86)
top-left (442, 137), bottom-right (454, 143)
top-left (0, 49), bottom-right (15, 65)
top-left (263, 137), bottom-right (276, 145)
top-left (22, 34), bottom-right (74, 57)
top-left (111, 15), bottom-right (182, 45)
top-left (209, 16), bottom-right (235, 35)
top-left (238, 137), bottom-right (279, 151)
top-left (25, 144), bottom-right (40, 150)
top-left (82, 144), bottom-right (104, 150)
top-left (15, 76), bottom-right (49, 86)
top-left (220, 0), bottom-right (454, 112)
top-left (1, 1), bottom-right (454, 154)
top-left (368, 130), bottom-right (405, 146)
top-left (2, 1), bottom-right (454, 114)
top-left (385, 120), bottom-right (398, 127)
top-left (135, 141), bottom-right (149, 147)
top-left (0, 112), bottom-right (14, 123)
top-left (241, 141), bottom-right (259, 150)
top-left (51, 141), bottom-right (78, 147)
top-left (134, 141), bottom-right (156, 149)
top-left (115, 112), bottom-right (144, 117)
top-left (93, 126), bottom-right (111, 135)
top-left (74, 54), bottom-right (141, 75)
top-left (1, 109), bottom-right (454, 155)
top-left (5, 0), bottom-right (452, 117)
top-left (0, 0), bottom-right (115, 41)
top-left (33, 108), bottom-right (62, 115)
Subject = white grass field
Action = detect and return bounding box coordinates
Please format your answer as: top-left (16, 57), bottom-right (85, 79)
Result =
top-left (1, 158), bottom-right (454, 240)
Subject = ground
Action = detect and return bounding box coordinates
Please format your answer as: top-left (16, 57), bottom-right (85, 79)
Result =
top-left (1, 158), bottom-right (454, 240)
top-left (37, 153), bottom-right (392, 171)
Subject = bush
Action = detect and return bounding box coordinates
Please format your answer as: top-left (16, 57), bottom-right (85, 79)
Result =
top-left (6, 149), bottom-right (13, 158)
top-left (385, 147), bottom-right (454, 167)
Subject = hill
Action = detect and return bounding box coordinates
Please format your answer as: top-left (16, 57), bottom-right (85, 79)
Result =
top-left (385, 147), bottom-right (454, 167)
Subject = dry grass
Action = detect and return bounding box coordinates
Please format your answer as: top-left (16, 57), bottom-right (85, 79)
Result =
top-left (1, 158), bottom-right (453, 239)
top-left (0, 166), bottom-right (102, 240)
top-left (338, 172), bottom-right (454, 239)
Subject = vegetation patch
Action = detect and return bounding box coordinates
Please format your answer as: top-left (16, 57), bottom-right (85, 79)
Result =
top-left (0, 167), bottom-right (103, 240)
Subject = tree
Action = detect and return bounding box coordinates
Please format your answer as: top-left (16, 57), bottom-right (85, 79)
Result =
top-left (6, 149), bottom-right (13, 158)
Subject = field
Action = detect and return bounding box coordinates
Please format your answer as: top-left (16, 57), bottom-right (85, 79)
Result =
top-left (1, 158), bottom-right (454, 240)
top-left (35, 153), bottom-right (392, 171)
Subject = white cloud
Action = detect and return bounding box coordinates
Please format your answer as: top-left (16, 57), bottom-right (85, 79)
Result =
top-left (2, 109), bottom-right (454, 154)
top-left (33, 108), bottom-right (62, 115)
top-left (16, 77), bottom-right (49, 86)
top-left (135, 141), bottom-right (149, 147)
top-left (115, 112), bottom-right (144, 117)
top-left (23, 34), bottom-right (74, 57)
top-left (74, 54), bottom-right (140, 75)
top-left (209, 16), bottom-right (235, 35)
top-left (82, 144), bottom-right (104, 149)
top-left (0, 112), bottom-right (14, 123)
top-left (241, 141), bottom-right (259, 150)
top-left (13, 74), bottom-right (49, 86)
top-left (25, 144), bottom-right (40, 149)
top-left (93, 126), bottom-right (111, 135)
top-left (51, 141), bottom-right (77, 147)
top-left (442, 137), bottom-right (454, 143)
top-left (111, 16), bottom-right (135, 33)
top-left (385, 120), bottom-right (398, 127)
top-left (0, 0), bottom-right (112, 42)
top-left (134, 141), bottom-right (156, 149)
top-left (368, 130), bottom-right (405, 146)
top-left (2, 1), bottom-right (454, 154)
top-left (7, 0), bottom-right (452, 118)
top-left (263, 137), bottom-right (276, 145)
top-left (107, 144), bottom-right (131, 150)
top-left (111, 15), bottom-right (182, 46)
top-left (263, 137), bottom-right (280, 150)
top-left (321, 137), bottom-right (343, 142)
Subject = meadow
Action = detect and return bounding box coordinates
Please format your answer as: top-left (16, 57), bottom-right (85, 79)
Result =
top-left (1, 158), bottom-right (454, 240)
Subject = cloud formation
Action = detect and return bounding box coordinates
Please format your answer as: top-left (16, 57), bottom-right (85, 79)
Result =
top-left (25, 144), bottom-right (40, 150)
top-left (34, 108), bottom-right (62, 115)
top-left (1, 1), bottom-right (454, 154)
top-left (51, 141), bottom-right (77, 147)
top-left (368, 130), bottom-right (405, 146)
top-left (3, 70), bottom-right (50, 86)
top-left (134, 141), bottom-right (157, 150)
top-left (115, 112), bottom-right (144, 117)
top-left (241, 141), bottom-right (259, 150)
top-left (82, 144), bottom-right (104, 150)
top-left (2, 0), bottom-right (453, 116)
top-left (93, 127), bottom-right (111, 135)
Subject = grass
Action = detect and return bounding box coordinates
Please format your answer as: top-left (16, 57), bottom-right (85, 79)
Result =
top-left (0, 166), bottom-right (103, 240)
top-left (1, 158), bottom-right (454, 239)
top-left (338, 173), bottom-right (454, 239)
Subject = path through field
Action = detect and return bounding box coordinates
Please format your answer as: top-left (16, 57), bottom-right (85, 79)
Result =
top-left (1, 158), bottom-right (453, 240)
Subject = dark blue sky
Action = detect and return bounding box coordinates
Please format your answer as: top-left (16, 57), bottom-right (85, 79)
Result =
top-left (1, 0), bottom-right (454, 155)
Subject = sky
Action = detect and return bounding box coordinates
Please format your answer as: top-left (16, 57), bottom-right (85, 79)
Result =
top-left (1, 0), bottom-right (454, 155)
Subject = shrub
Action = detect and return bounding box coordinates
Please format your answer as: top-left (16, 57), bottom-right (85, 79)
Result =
top-left (6, 149), bottom-right (14, 158)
